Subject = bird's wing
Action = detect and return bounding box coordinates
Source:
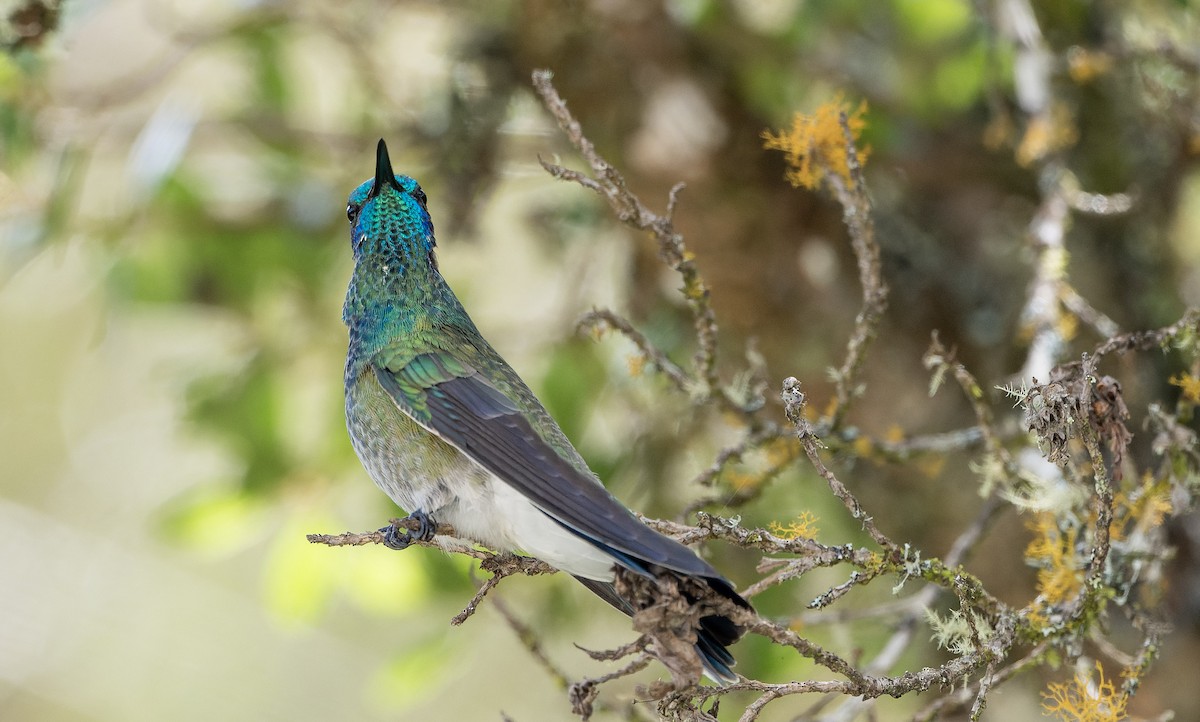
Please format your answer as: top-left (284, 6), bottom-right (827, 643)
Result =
top-left (371, 350), bottom-right (720, 579)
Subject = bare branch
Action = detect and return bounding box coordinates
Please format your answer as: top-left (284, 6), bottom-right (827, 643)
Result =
top-left (578, 308), bottom-right (692, 395)
top-left (533, 68), bottom-right (757, 418)
top-left (822, 112), bottom-right (889, 431)
top-left (782, 377), bottom-right (895, 550)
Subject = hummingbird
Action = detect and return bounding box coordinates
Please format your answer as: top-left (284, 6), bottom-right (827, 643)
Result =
top-left (342, 139), bottom-right (751, 683)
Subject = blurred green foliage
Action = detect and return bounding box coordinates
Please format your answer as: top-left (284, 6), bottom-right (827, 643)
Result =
top-left (3, 0), bottom-right (1200, 720)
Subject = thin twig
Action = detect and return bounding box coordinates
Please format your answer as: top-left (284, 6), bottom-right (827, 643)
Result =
top-left (915, 644), bottom-right (1049, 721)
top-left (305, 516), bottom-right (455, 547)
top-left (532, 69), bottom-right (757, 418)
top-left (578, 308), bottom-right (691, 395)
top-left (782, 377), bottom-right (895, 550)
top-left (822, 112), bottom-right (888, 431)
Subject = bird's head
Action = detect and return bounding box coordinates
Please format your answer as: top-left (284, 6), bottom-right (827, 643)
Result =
top-left (345, 139), bottom-right (436, 269)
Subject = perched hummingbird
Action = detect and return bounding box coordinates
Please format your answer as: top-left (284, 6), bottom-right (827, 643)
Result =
top-left (342, 139), bottom-right (751, 683)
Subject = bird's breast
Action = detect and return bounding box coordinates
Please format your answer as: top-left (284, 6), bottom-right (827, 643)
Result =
top-left (345, 365), bottom-right (474, 514)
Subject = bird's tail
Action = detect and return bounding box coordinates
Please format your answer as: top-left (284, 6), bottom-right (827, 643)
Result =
top-left (574, 576), bottom-right (745, 684)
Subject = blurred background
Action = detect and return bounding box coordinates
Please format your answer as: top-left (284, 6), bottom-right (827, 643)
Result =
top-left (2, 0), bottom-right (1198, 720)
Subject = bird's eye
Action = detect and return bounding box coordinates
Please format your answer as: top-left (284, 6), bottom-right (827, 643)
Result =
top-left (413, 188), bottom-right (428, 208)
top-left (347, 202), bottom-right (360, 223)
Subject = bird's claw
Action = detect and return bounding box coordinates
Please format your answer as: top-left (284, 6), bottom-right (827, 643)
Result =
top-left (380, 510), bottom-right (437, 550)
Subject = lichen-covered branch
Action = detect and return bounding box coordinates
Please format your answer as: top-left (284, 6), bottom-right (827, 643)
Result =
top-left (781, 377), bottom-right (894, 550)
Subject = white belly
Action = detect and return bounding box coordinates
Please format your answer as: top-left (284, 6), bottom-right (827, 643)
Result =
top-left (439, 474), bottom-right (618, 582)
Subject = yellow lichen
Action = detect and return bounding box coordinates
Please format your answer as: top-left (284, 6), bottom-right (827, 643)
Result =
top-left (763, 94), bottom-right (871, 190)
top-left (1067, 48), bottom-right (1114, 84)
top-left (769, 510), bottom-right (820, 540)
top-left (1111, 474), bottom-right (1173, 543)
top-left (727, 471), bottom-right (759, 491)
top-left (852, 435), bottom-right (874, 458)
top-left (1025, 513), bottom-right (1083, 610)
top-left (764, 437), bottom-right (802, 468)
top-left (1169, 372), bottom-right (1200, 403)
top-left (1056, 312), bottom-right (1079, 342)
top-left (626, 354), bottom-right (647, 377)
top-left (1016, 103), bottom-right (1079, 168)
top-left (1042, 661), bottom-right (1128, 722)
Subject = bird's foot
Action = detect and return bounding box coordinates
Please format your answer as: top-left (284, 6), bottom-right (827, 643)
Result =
top-left (380, 510), bottom-right (437, 550)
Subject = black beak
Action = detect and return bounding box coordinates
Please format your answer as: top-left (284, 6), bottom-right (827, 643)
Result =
top-left (368, 139), bottom-right (401, 199)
